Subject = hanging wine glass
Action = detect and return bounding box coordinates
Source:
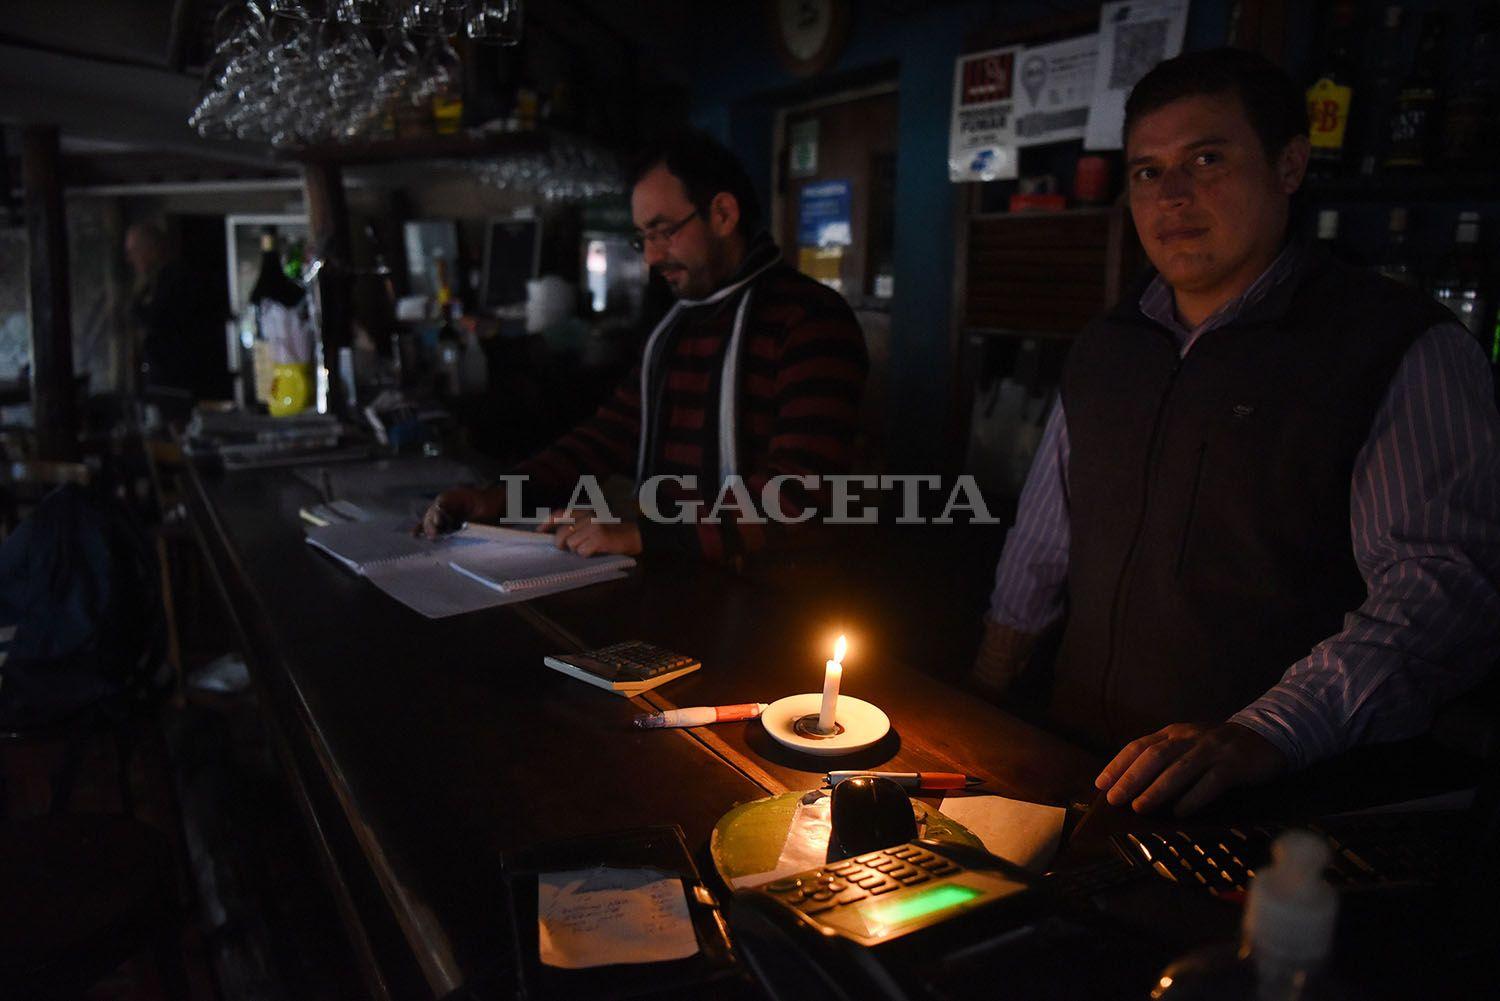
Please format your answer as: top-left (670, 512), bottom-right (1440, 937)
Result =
top-left (266, 0), bottom-right (325, 19)
top-left (334, 0), bottom-right (395, 29)
top-left (211, 2), bottom-right (267, 52)
top-left (465, 0), bottom-right (522, 45)
top-left (403, 0), bottom-right (463, 37)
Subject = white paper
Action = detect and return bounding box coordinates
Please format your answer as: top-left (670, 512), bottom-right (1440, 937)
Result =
top-left (1013, 34), bottom-right (1098, 148)
top-left (1084, 0), bottom-right (1190, 150)
top-left (938, 795), bottom-right (1066, 873)
top-left (260, 300), bottom-right (311, 364)
top-left (306, 518), bottom-right (495, 573)
top-left (366, 560), bottom-right (627, 619)
top-left (537, 867), bottom-right (699, 970)
top-left (949, 45), bottom-right (1022, 182)
top-left (306, 519), bottom-right (627, 618)
top-left (448, 546), bottom-right (635, 594)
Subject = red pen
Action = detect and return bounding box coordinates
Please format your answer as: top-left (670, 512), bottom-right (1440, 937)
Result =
top-left (824, 771), bottom-right (983, 791)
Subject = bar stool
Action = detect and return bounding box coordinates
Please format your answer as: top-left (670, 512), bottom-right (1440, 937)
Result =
top-left (0, 813), bottom-right (191, 1000)
top-left (0, 692), bottom-right (149, 819)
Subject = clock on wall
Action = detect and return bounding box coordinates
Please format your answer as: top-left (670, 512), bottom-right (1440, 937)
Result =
top-left (770, 0), bottom-right (852, 78)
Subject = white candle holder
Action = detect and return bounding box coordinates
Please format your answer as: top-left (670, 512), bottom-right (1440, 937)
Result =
top-left (761, 693), bottom-right (890, 757)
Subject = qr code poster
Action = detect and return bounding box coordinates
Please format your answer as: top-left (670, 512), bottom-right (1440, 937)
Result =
top-left (949, 45), bottom-right (1022, 182)
top-left (1084, 0), bottom-right (1189, 150)
top-left (1108, 18), bottom-right (1171, 89)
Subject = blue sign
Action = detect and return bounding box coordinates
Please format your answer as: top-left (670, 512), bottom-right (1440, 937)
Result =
top-left (798, 179), bottom-right (852, 248)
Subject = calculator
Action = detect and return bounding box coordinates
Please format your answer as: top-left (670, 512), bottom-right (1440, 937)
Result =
top-left (542, 640), bottom-right (701, 696)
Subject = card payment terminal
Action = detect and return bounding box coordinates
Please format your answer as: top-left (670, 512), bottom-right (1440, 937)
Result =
top-left (728, 838), bottom-right (1045, 999)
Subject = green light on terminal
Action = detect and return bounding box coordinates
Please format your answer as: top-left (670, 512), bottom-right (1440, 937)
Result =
top-left (867, 884), bottom-right (981, 927)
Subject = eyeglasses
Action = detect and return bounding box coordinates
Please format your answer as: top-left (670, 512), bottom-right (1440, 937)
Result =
top-left (630, 209), bottom-right (699, 253)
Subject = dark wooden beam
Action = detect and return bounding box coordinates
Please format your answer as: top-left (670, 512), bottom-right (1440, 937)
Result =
top-left (166, 0), bottom-right (196, 73)
top-left (963, 9), bottom-right (1098, 53)
top-left (302, 161), bottom-right (352, 412)
top-left (21, 125), bottom-right (79, 462)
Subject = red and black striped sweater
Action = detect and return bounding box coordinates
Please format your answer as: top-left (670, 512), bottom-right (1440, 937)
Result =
top-left (513, 236), bottom-right (868, 565)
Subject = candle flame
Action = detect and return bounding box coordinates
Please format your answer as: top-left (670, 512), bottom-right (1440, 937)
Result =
top-left (834, 634), bottom-right (847, 665)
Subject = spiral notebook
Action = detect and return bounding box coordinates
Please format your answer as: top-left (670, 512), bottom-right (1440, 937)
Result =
top-left (305, 520), bottom-right (633, 617)
top-left (448, 545), bottom-right (636, 594)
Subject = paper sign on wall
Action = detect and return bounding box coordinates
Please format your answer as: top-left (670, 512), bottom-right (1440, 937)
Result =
top-left (789, 118), bottom-right (819, 179)
top-left (1084, 0), bottom-right (1190, 150)
top-left (798, 179), bottom-right (852, 248)
top-left (1012, 34), bottom-right (1098, 147)
top-left (948, 45), bottom-right (1021, 182)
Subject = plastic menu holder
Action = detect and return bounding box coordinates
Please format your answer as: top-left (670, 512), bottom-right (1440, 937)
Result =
top-left (503, 825), bottom-right (739, 1000)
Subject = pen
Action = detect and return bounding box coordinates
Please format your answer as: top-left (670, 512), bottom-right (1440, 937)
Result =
top-left (633, 704), bottom-right (768, 729)
top-left (824, 771), bottom-right (984, 791)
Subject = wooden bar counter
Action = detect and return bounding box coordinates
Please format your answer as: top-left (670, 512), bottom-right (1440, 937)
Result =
top-left (183, 455), bottom-right (1106, 999)
top-left (184, 455), bottom-right (1487, 1000)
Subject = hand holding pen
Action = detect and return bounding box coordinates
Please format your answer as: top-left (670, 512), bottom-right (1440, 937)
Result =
top-left (416, 484), bottom-right (506, 538)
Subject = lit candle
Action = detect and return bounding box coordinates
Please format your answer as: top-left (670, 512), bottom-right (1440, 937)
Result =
top-left (817, 634), bottom-right (848, 734)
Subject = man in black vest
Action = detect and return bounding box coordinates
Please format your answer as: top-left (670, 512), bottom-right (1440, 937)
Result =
top-left (972, 50), bottom-right (1500, 815)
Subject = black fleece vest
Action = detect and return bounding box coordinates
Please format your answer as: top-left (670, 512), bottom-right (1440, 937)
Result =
top-left (1051, 249), bottom-right (1455, 752)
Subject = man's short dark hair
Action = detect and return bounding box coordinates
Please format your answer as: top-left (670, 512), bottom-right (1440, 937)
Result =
top-left (1123, 47), bottom-right (1308, 160)
top-left (628, 129), bottom-right (762, 237)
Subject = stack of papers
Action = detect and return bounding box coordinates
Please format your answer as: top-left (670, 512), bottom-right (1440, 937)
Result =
top-left (187, 409), bottom-right (347, 468)
top-left (305, 520), bottom-right (633, 617)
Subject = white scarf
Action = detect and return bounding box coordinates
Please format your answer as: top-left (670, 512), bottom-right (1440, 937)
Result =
top-left (633, 253), bottom-right (780, 488)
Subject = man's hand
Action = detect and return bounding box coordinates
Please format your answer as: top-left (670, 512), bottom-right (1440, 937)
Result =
top-left (1094, 722), bottom-right (1288, 817)
top-left (416, 485), bottom-right (506, 539)
top-left (539, 508), bottom-right (642, 558)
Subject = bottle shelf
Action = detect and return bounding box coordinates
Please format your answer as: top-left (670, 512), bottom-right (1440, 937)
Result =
top-left (1306, 170), bottom-right (1500, 204)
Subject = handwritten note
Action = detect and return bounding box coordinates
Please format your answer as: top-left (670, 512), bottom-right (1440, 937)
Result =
top-left (537, 867), bottom-right (699, 969)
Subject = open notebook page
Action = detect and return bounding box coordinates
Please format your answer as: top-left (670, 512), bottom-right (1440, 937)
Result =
top-left (305, 519), bottom-right (506, 574)
top-left (448, 546), bottom-right (635, 593)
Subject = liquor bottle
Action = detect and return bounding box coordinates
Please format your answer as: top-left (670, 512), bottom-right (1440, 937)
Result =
top-left (1431, 212), bottom-right (1490, 342)
top-left (1384, 12), bottom-right (1445, 169)
top-left (429, 39), bottom-right (464, 135)
top-left (1441, 2), bottom-right (1500, 170)
top-left (459, 326), bottom-right (489, 396)
top-left (247, 229), bottom-right (308, 411)
top-left (1306, 0), bottom-right (1358, 175)
top-left (429, 254), bottom-right (462, 397)
top-left (1150, 831), bottom-right (1343, 1001)
top-left (1357, 5), bottom-right (1405, 176)
top-left (433, 252), bottom-right (454, 314)
top-left (1376, 208), bottom-right (1420, 287)
top-left (282, 238), bottom-right (304, 283)
top-left (1315, 209), bottom-right (1343, 261)
top-left (436, 304), bottom-right (463, 398)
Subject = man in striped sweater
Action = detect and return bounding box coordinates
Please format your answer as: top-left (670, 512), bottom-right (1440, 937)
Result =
top-left (420, 130), bottom-right (868, 567)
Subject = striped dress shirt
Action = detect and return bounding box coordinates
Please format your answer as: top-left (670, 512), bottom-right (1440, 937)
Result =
top-left (988, 245), bottom-right (1500, 768)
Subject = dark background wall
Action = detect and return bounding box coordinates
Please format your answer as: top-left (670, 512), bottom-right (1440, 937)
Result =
top-left (682, 1), bottom-right (1235, 471)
